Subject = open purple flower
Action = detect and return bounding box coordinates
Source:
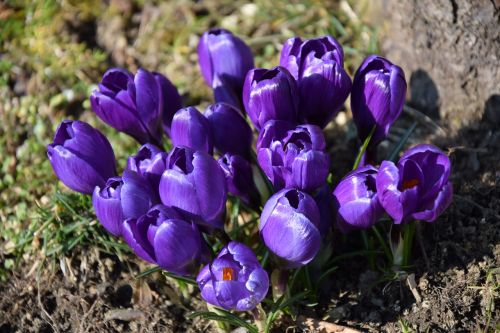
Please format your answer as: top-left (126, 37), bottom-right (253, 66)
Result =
top-left (159, 147), bottom-right (227, 228)
top-left (47, 120), bottom-right (116, 194)
top-left (123, 205), bottom-right (207, 275)
top-left (126, 143), bottom-right (168, 189)
top-left (257, 120), bottom-right (329, 192)
top-left (92, 177), bottom-right (124, 236)
top-left (205, 103), bottom-right (253, 159)
top-left (218, 154), bottom-right (261, 209)
top-left (333, 165), bottom-right (384, 233)
top-left (243, 66), bottom-right (298, 130)
top-left (170, 107), bottom-right (214, 154)
top-left (198, 29), bottom-right (254, 109)
top-left (260, 189), bottom-right (321, 268)
top-left (351, 55), bottom-right (407, 146)
top-left (376, 144), bottom-right (453, 223)
top-left (197, 241), bottom-right (269, 311)
top-left (90, 68), bottom-right (181, 144)
top-left (280, 36), bottom-right (351, 128)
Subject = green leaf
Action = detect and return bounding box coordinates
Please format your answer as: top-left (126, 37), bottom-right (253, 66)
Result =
top-left (135, 266), bottom-right (161, 279)
top-left (388, 121), bottom-right (417, 161)
top-left (189, 310), bottom-right (258, 333)
top-left (353, 125), bottom-right (376, 170)
top-left (161, 271), bottom-right (197, 285)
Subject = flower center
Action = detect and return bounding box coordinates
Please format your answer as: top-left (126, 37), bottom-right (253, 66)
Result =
top-left (402, 178), bottom-right (419, 190)
top-left (222, 267), bottom-right (234, 281)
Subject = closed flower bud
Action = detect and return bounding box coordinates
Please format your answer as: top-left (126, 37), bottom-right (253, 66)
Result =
top-left (205, 103), bottom-right (253, 159)
top-left (257, 120), bottom-right (329, 192)
top-left (90, 68), bottom-right (181, 145)
top-left (243, 67), bottom-right (299, 130)
top-left (260, 189), bottom-right (321, 268)
top-left (197, 241), bottom-right (269, 311)
top-left (218, 154), bottom-right (261, 208)
top-left (126, 143), bottom-right (168, 189)
top-left (159, 147), bottom-right (227, 228)
top-left (376, 144), bottom-right (453, 223)
top-left (351, 55), bottom-right (407, 146)
top-left (92, 177), bottom-right (124, 236)
top-left (170, 107), bottom-right (214, 154)
top-left (198, 29), bottom-right (254, 109)
top-left (47, 120), bottom-right (116, 194)
top-left (280, 36), bottom-right (351, 128)
top-left (333, 165), bottom-right (383, 233)
top-left (123, 205), bottom-right (207, 275)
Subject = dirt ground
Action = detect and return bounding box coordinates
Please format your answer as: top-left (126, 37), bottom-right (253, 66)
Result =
top-left (1, 113), bottom-right (499, 333)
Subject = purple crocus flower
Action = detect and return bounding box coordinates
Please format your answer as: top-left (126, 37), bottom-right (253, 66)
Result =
top-left (92, 177), bottom-right (124, 236)
top-left (47, 120), bottom-right (116, 194)
top-left (205, 103), bottom-right (253, 159)
top-left (90, 68), bottom-right (181, 145)
top-left (333, 165), bottom-right (384, 233)
top-left (376, 144), bottom-right (453, 223)
top-left (218, 154), bottom-right (261, 209)
top-left (126, 143), bottom-right (168, 189)
top-left (257, 120), bottom-right (329, 192)
top-left (260, 189), bottom-right (321, 268)
top-left (159, 147), bottom-right (227, 229)
top-left (351, 55), bottom-right (407, 146)
top-left (123, 205), bottom-right (207, 276)
top-left (197, 241), bottom-right (269, 311)
top-left (170, 107), bottom-right (214, 154)
top-left (198, 29), bottom-right (254, 109)
top-left (243, 66), bottom-right (299, 130)
top-left (120, 168), bottom-right (160, 220)
top-left (280, 36), bottom-right (352, 128)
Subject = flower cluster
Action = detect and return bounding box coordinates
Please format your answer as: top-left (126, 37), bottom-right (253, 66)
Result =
top-left (47, 29), bottom-right (452, 315)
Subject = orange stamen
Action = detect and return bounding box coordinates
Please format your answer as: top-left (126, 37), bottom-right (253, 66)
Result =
top-left (222, 267), bottom-right (234, 281)
top-left (402, 179), bottom-right (419, 190)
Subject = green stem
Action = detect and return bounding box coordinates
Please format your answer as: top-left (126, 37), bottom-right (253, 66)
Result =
top-left (361, 230), bottom-right (375, 270)
top-left (372, 225), bottom-right (393, 263)
top-left (352, 125), bottom-right (376, 170)
top-left (402, 221), bottom-right (416, 267)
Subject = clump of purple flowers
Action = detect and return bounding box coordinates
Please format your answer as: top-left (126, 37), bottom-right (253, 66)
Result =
top-left (47, 28), bottom-right (452, 323)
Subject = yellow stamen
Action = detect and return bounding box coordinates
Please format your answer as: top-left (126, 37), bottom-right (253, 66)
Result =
top-left (222, 267), bottom-right (234, 281)
top-left (402, 179), bottom-right (419, 190)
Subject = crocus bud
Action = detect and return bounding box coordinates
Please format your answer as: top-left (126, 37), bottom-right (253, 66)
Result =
top-left (92, 177), bottom-right (124, 236)
top-left (257, 120), bottom-right (329, 192)
top-left (351, 55), bottom-right (407, 146)
top-left (170, 107), bottom-right (214, 154)
top-left (91, 68), bottom-right (181, 145)
top-left (198, 29), bottom-right (254, 108)
top-left (376, 144), bottom-right (453, 223)
top-left (123, 205), bottom-right (207, 275)
top-left (158, 75), bottom-right (183, 136)
top-left (121, 169), bottom-right (159, 220)
top-left (126, 143), bottom-right (168, 189)
top-left (218, 154), bottom-right (261, 208)
top-left (205, 103), bottom-right (253, 159)
top-left (280, 36), bottom-right (351, 128)
top-left (47, 120), bottom-right (116, 194)
top-left (333, 165), bottom-right (384, 233)
top-left (159, 147), bottom-right (227, 228)
top-left (197, 241), bottom-right (269, 311)
top-left (260, 189), bottom-right (321, 268)
top-left (243, 66), bottom-right (298, 130)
